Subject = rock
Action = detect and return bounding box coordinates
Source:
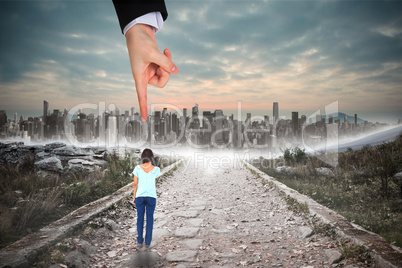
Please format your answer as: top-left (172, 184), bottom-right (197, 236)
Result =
top-left (52, 146), bottom-right (93, 157)
top-left (394, 172), bottom-right (402, 180)
top-left (35, 157), bottom-right (63, 172)
top-left (299, 226), bottom-right (314, 238)
top-left (325, 249), bottom-right (343, 264)
top-left (315, 167), bottom-right (335, 177)
top-left (44, 142), bottom-right (66, 151)
top-left (36, 151), bottom-right (49, 159)
top-left (276, 166), bottom-right (293, 173)
top-left (174, 227), bottom-right (200, 238)
top-left (165, 250), bottom-right (198, 262)
top-left (68, 159), bottom-right (96, 172)
top-left (65, 250), bottom-right (91, 268)
top-left (104, 219), bottom-right (119, 231)
top-left (78, 240), bottom-right (96, 255)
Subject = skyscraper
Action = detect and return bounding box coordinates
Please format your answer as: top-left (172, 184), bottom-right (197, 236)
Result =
top-left (354, 114), bottom-right (357, 125)
top-left (43, 100), bottom-right (49, 125)
top-left (0, 110), bottom-right (7, 127)
top-left (214, 109), bottom-right (224, 144)
top-left (292, 112), bottom-right (299, 136)
top-left (273, 102), bottom-right (278, 123)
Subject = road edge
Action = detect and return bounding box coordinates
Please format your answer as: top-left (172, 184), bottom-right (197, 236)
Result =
top-left (243, 160), bottom-right (402, 268)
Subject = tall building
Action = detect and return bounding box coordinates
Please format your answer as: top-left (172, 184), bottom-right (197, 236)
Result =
top-left (131, 107), bottom-right (135, 121)
top-left (273, 102), bottom-right (278, 123)
top-left (301, 115), bottom-right (306, 125)
top-left (354, 114), bottom-right (357, 125)
top-left (316, 114), bottom-right (322, 123)
top-left (107, 116), bottom-right (117, 147)
top-left (214, 109), bottom-right (224, 144)
top-left (0, 110), bottom-right (7, 127)
top-left (291, 112), bottom-right (299, 136)
top-left (43, 100), bottom-right (49, 125)
top-left (190, 104), bottom-right (200, 129)
top-left (14, 113), bottom-right (18, 124)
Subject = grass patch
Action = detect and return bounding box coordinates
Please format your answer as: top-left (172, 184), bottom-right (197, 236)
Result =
top-left (252, 135), bottom-right (402, 248)
top-left (285, 195), bottom-right (309, 217)
top-left (340, 241), bottom-right (374, 265)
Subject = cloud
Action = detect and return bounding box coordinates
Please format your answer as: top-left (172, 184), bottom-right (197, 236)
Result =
top-left (0, 0), bottom-right (401, 121)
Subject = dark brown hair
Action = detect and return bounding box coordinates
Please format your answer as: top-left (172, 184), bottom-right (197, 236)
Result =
top-left (141, 148), bottom-right (154, 164)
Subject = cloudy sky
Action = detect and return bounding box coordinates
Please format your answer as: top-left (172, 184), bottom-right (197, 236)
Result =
top-left (0, 0), bottom-right (401, 123)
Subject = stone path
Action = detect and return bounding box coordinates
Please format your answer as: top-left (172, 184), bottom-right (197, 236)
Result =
top-left (45, 156), bottom-right (365, 268)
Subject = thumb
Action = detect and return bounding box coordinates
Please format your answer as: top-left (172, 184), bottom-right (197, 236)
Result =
top-left (152, 50), bottom-right (179, 75)
top-left (134, 77), bottom-right (148, 122)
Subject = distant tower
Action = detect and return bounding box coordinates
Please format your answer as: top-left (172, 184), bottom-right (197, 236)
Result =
top-left (329, 115), bottom-right (333, 124)
top-left (131, 107), bottom-right (135, 121)
top-left (316, 114), bottom-right (322, 123)
top-left (246, 113), bottom-right (251, 127)
top-left (344, 114), bottom-right (348, 123)
top-left (273, 102), bottom-right (278, 123)
top-left (107, 116), bottom-right (117, 147)
top-left (14, 113), bottom-right (18, 124)
top-left (214, 109), bottom-right (224, 143)
top-left (354, 114), bottom-right (357, 125)
top-left (292, 112), bottom-right (299, 136)
top-left (43, 100), bottom-right (49, 125)
top-left (183, 108), bottom-right (187, 120)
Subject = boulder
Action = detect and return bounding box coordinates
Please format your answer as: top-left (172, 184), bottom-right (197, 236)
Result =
top-left (44, 142), bottom-right (66, 151)
top-left (315, 167), bottom-right (334, 177)
top-left (65, 250), bottom-right (91, 268)
top-left (394, 172), bottom-right (402, 179)
top-left (35, 157), bottom-right (63, 172)
top-left (52, 146), bottom-right (93, 157)
top-left (276, 166), bottom-right (294, 173)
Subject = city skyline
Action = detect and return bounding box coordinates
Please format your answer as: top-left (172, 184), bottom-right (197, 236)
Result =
top-left (0, 1), bottom-right (401, 124)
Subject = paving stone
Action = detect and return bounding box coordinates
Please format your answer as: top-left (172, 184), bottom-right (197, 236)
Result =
top-left (192, 205), bottom-right (206, 210)
top-left (165, 250), bottom-right (198, 262)
top-left (189, 200), bottom-right (207, 206)
top-left (154, 219), bottom-right (168, 228)
top-left (187, 218), bottom-right (204, 227)
top-left (174, 227), bottom-right (200, 238)
top-left (154, 212), bottom-right (166, 219)
top-left (171, 210), bottom-right (200, 218)
top-left (210, 208), bottom-right (226, 215)
top-left (153, 228), bottom-right (170, 239)
top-left (182, 239), bottom-right (203, 249)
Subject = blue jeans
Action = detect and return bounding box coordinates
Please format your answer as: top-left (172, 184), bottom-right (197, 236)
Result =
top-left (135, 196), bottom-right (156, 245)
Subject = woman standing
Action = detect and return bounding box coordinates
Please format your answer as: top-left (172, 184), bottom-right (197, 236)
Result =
top-left (132, 148), bottom-right (160, 249)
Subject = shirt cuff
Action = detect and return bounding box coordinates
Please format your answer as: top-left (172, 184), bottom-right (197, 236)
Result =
top-left (123, 11), bottom-right (164, 36)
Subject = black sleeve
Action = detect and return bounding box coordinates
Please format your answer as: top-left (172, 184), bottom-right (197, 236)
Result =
top-left (112, 0), bottom-right (168, 34)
